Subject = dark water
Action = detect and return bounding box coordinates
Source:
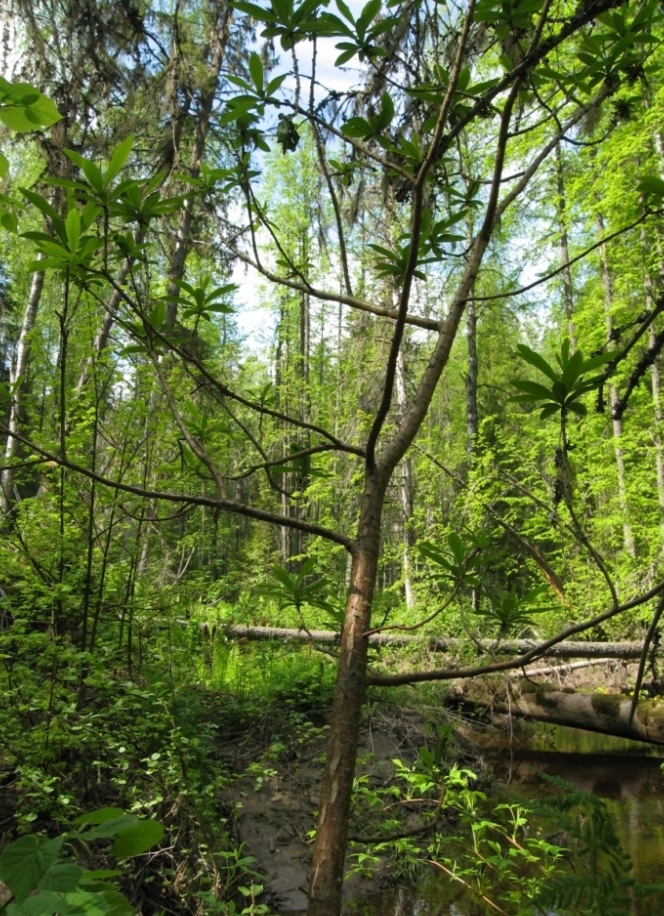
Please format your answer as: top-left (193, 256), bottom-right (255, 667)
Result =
top-left (339, 724), bottom-right (664, 916)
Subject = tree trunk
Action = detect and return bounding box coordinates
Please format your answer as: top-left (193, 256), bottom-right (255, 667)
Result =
top-left (555, 143), bottom-right (576, 348)
top-left (465, 295), bottom-right (478, 455)
top-left (395, 350), bottom-right (416, 609)
top-left (164, 5), bottom-right (232, 325)
top-left (597, 212), bottom-right (636, 558)
top-left (307, 471), bottom-right (386, 916)
top-left (0, 262), bottom-right (45, 514)
top-left (223, 624), bottom-right (645, 659)
top-left (490, 682), bottom-right (664, 746)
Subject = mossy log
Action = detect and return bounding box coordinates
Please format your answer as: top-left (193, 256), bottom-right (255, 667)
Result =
top-left (491, 683), bottom-right (664, 745)
top-left (222, 624), bottom-right (643, 660)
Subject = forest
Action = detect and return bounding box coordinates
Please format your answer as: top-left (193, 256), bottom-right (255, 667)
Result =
top-left (2, 0), bottom-right (664, 914)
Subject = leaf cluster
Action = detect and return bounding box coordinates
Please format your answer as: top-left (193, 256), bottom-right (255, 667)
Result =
top-left (0, 809), bottom-right (163, 916)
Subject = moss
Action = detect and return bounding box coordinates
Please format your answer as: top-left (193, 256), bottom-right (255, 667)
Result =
top-left (590, 693), bottom-right (622, 717)
top-left (535, 688), bottom-right (561, 709)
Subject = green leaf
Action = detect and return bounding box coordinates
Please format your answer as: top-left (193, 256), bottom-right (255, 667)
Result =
top-left (447, 532), bottom-right (464, 564)
top-left (539, 402), bottom-right (561, 420)
top-left (65, 209), bottom-right (81, 253)
top-left (0, 210), bottom-right (18, 233)
top-left (0, 835), bottom-right (64, 904)
top-left (638, 175), bottom-right (664, 200)
top-left (37, 862), bottom-right (83, 893)
top-left (105, 136), bottom-right (133, 185)
top-left (0, 83), bottom-right (61, 132)
top-left (249, 52), bottom-right (264, 92)
top-left (74, 815), bottom-right (138, 842)
top-left (0, 150), bottom-right (7, 178)
top-left (148, 301), bottom-right (166, 330)
top-left (561, 349), bottom-right (583, 389)
top-left (516, 345), bottom-right (559, 383)
top-left (110, 820), bottom-right (164, 858)
top-left (512, 379), bottom-right (556, 400)
top-left (341, 117), bottom-right (373, 138)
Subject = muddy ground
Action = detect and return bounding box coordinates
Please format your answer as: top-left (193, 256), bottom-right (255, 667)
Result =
top-left (221, 658), bottom-right (642, 913)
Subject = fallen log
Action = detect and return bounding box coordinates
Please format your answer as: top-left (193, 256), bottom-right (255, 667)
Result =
top-left (223, 624), bottom-right (644, 660)
top-left (488, 682), bottom-right (664, 746)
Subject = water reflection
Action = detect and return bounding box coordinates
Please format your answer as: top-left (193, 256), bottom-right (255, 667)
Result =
top-left (334, 725), bottom-right (664, 916)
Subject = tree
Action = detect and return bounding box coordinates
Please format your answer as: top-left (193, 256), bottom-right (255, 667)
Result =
top-left (3, 1), bottom-right (664, 915)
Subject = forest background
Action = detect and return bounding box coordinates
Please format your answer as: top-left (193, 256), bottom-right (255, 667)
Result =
top-left (2, 0), bottom-right (664, 914)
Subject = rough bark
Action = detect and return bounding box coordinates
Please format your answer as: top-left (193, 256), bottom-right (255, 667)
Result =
top-left (307, 471), bottom-right (386, 916)
top-left (489, 682), bottom-right (664, 746)
top-left (223, 625), bottom-right (645, 659)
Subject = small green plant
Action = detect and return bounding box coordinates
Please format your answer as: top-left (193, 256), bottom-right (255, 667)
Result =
top-left (512, 338), bottom-right (612, 421)
top-left (0, 808), bottom-right (163, 915)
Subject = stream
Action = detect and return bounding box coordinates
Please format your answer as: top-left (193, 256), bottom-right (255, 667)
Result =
top-left (341, 723), bottom-right (664, 916)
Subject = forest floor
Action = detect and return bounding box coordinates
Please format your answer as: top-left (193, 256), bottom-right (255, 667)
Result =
top-left (222, 700), bottom-right (459, 912)
top-left (221, 658), bottom-right (641, 912)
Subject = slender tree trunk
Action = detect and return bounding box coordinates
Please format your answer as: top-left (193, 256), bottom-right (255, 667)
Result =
top-left (645, 136), bottom-right (664, 546)
top-left (555, 143), bottom-right (576, 348)
top-left (0, 262), bottom-right (45, 514)
top-left (465, 296), bottom-right (478, 453)
top-left (165, 5), bottom-right (232, 325)
top-left (307, 470), bottom-right (387, 916)
top-left (642, 236), bottom-right (664, 543)
top-left (76, 249), bottom-right (137, 392)
top-left (597, 212), bottom-right (636, 558)
top-left (395, 349), bottom-right (416, 609)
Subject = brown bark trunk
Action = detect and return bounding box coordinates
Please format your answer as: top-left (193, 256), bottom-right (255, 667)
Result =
top-left (307, 471), bottom-right (386, 916)
top-left (490, 682), bottom-right (664, 746)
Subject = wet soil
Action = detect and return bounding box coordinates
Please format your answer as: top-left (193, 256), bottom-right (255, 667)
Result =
top-left (222, 703), bottom-right (454, 913)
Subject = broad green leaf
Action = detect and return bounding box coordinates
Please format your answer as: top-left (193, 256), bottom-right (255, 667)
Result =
top-left (0, 210), bottom-right (18, 233)
top-left (148, 301), bottom-right (166, 330)
top-left (272, 565), bottom-right (295, 590)
top-left (581, 351), bottom-right (614, 372)
top-left (512, 380), bottom-right (556, 400)
top-left (20, 188), bottom-right (65, 231)
top-left (0, 83), bottom-right (61, 132)
top-left (447, 532), bottom-right (464, 564)
top-left (341, 117), bottom-right (372, 138)
top-left (110, 820), bottom-right (164, 858)
top-left (105, 135), bottom-right (134, 185)
top-left (516, 345), bottom-right (559, 383)
top-left (0, 835), bottom-right (64, 904)
top-left (0, 150), bottom-right (7, 177)
top-left (539, 403), bottom-right (560, 420)
top-left (249, 52), bottom-right (264, 92)
top-left (561, 349), bottom-right (583, 389)
top-left (75, 815), bottom-right (137, 842)
top-left (37, 862), bottom-right (83, 893)
top-left (638, 175), bottom-right (664, 199)
top-left (65, 209), bottom-right (81, 253)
